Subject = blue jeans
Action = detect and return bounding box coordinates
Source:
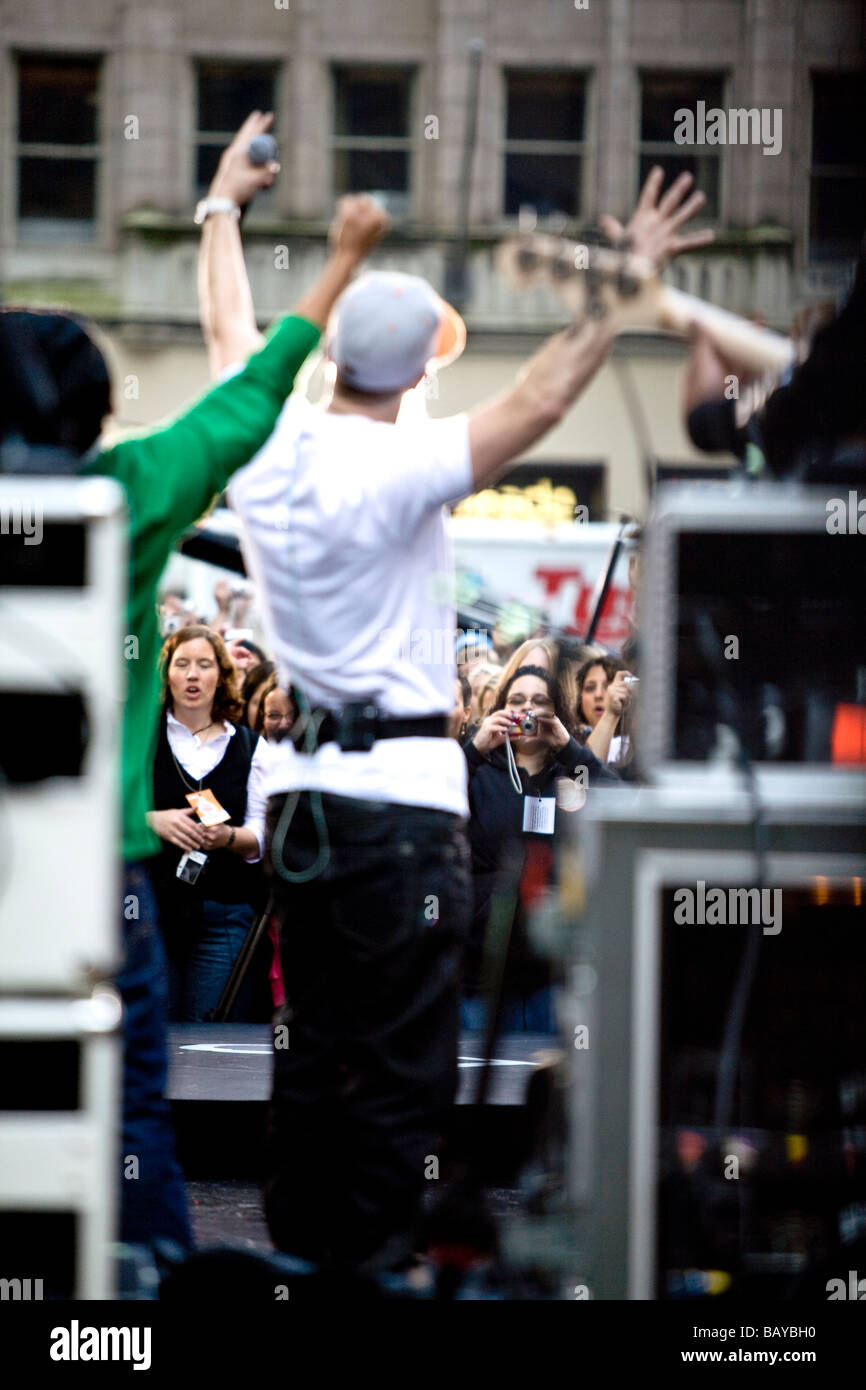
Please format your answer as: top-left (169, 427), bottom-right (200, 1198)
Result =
top-left (117, 863), bottom-right (192, 1249)
top-left (460, 987), bottom-right (556, 1034)
top-left (168, 900), bottom-right (256, 1022)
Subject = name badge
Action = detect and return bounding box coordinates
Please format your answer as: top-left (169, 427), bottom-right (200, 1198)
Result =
top-left (523, 795), bottom-right (556, 834)
top-left (186, 788), bottom-right (230, 825)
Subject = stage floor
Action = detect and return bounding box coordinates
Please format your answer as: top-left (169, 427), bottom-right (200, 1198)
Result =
top-left (167, 1024), bottom-right (557, 1107)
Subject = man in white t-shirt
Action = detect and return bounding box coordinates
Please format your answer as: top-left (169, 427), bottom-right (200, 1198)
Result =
top-left (198, 113), bottom-right (712, 1276)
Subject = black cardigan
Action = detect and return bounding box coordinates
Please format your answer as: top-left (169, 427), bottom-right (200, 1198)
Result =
top-left (151, 716), bottom-right (265, 916)
top-left (462, 734), bottom-right (618, 990)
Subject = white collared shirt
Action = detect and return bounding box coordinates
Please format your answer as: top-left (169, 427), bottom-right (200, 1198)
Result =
top-left (165, 710), bottom-right (269, 860)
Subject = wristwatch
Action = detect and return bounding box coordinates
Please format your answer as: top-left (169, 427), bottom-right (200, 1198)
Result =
top-left (194, 196), bottom-right (241, 226)
top-left (227, 826), bottom-right (236, 849)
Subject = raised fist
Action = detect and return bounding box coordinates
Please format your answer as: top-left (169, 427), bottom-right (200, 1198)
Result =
top-left (329, 194), bottom-right (391, 260)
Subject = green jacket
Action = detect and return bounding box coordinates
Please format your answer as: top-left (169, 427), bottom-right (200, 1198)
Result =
top-left (81, 314), bottom-right (320, 862)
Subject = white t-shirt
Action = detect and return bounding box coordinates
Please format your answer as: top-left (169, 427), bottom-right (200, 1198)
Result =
top-left (227, 396), bottom-right (474, 817)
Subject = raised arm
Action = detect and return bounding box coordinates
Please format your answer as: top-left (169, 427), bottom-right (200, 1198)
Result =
top-left (197, 111), bottom-right (276, 375)
top-left (97, 196), bottom-right (388, 532)
top-left (467, 167), bottom-right (715, 490)
top-left (199, 111), bottom-right (390, 376)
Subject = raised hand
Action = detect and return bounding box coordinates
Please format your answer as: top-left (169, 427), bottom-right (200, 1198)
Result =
top-left (329, 194), bottom-right (391, 262)
top-left (534, 713), bottom-right (571, 752)
top-left (472, 709), bottom-right (516, 754)
top-left (604, 670), bottom-right (633, 719)
top-left (210, 110), bottom-right (280, 209)
top-left (599, 167), bottom-right (714, 270)
top-left (226, 639), bottom-right (258, 673)
top-left (294, 194), bottom-right (390, 329)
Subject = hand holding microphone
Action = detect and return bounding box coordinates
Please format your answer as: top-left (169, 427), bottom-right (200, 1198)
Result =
top-left (246, 133), bottom-right (278, 167)
top-left (208, 110), bottom-right (281, 210)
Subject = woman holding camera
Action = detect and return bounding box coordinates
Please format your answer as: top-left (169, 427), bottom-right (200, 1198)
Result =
top-left (147, 625), bottom-right (271, 1022)
top-left (575, 655), bottom-right (634, 766)
top-left (462, 664), bottom-right (617, 1030)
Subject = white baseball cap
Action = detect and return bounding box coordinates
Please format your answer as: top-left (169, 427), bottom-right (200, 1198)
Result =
top-left (329, 271), bottom-right (465, 393)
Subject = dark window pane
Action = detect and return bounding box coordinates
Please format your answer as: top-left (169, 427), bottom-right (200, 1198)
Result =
top-left (504, 152), bottom-right (580, 217)
top-left (334, 68), bottom-right (410, 137)
top-left (18, 58), bottom-right (99, 145)
top-left (19, 156), bottom-right (96, 220)
top-left (335, 148), bottom-right (408, 194)
top-left (812, 73), bottom-right (866, 168)
top-left (641, 73), bottom-right (724, 144)
top-left (506, 71), bottom-right (584, 142)
top-left (197, 64), bottom-right (276, 133)
top-left (809, 175), bottom-right (866, 261)
top-left (638, 151), bottom-right (718, 218)
top-left (196, 145), bottom-right (222, 192)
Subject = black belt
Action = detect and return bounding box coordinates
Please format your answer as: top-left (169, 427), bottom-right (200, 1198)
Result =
top-left (300, 703), bottom-right (448, 753)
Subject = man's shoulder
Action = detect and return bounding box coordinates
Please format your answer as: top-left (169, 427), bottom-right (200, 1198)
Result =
top-left (227, 392), bottom-right (308, 492)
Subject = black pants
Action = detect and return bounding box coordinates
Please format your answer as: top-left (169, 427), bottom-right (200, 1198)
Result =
top-left (264, 790), bottom-right (470, 1271)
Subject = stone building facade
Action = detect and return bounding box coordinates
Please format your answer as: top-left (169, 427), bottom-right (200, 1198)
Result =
top-left (1, 0), bottom-right (863, 516)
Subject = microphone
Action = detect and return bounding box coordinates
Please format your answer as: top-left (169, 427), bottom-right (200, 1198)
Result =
top-left (238, 134), bottom-right (278, 224)
top-left (246, 134), bottom-right (278, 166)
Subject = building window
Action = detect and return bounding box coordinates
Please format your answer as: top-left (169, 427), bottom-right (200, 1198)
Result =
top-left (639, 72), bottom-right (723, 220)
top-left (16, 55), bottom-right (101, 243)
top-left (195, 62), bottom-right (278, 197)
top-left (503, 70), bottom-right (585, 219)
top-left (809, 73), bottom-right (866, 263)
top-left (332, 66), bottom-right (414, 218)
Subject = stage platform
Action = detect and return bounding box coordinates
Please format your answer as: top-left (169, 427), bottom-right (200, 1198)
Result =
top-left (167, 1024), bottom-right (558, 1181)
top-left (167, 1024), bottom-right (552, 1106)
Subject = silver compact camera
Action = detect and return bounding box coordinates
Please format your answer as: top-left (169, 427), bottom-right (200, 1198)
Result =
top-left (176, 850), bottom-right (208, 884)
top-left (510, 711), bottom-right (538, 736)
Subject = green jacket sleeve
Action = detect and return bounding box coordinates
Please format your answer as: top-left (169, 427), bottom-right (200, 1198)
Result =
top-left (88, 313), bottom-right (320, 535)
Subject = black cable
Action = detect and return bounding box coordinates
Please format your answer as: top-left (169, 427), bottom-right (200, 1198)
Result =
top-left (712, 747), bottom-right (768, 1136)
top-left (691, 607), bottom-right (770, 1139)
top-left (583, 517), bottom-right (629, 648)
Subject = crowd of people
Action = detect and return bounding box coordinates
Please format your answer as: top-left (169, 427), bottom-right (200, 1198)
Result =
top-left (148, 583), bottom-right (638, 1030)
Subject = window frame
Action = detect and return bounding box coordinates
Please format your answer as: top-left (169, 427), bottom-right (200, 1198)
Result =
top-left (636, 69), bottom-right (727, 225)
top-left (807, 68), bottom-right (866, 265)
top-left (330, 62), bottom-right (418, 220)
top-left (500, 66), bottom-right (589, 224)
top-left (193, 58), bottom-right (281, 204)
top-left (14, 50), bottom-right (104, 247)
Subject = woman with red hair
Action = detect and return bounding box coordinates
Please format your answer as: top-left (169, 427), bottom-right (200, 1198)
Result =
top-left (148, 626), bottom-right (270, 1021)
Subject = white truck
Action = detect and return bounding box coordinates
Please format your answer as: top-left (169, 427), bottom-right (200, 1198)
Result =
top-left (163, 512), bottom-right (636, 655)
top-left (450, 518), bottom-right (635, 653)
